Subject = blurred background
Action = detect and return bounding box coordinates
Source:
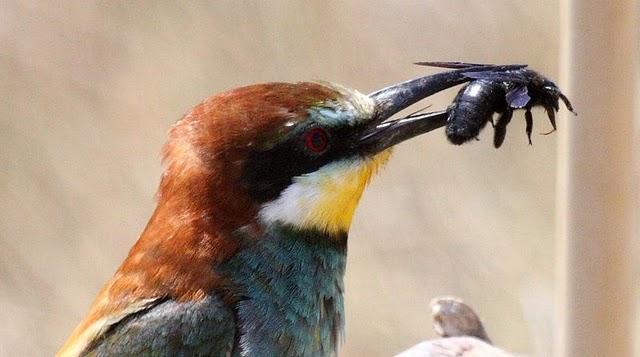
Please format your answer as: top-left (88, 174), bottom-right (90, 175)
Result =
top-left (0, 1), bottom-right (637, 356)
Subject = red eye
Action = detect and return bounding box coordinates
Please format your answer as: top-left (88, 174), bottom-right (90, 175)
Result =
top-left (304, 127), bottom-right (330, 153)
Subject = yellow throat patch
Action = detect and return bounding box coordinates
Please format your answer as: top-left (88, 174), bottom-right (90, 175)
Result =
top-left (259, 150), bottom-right (392, 235)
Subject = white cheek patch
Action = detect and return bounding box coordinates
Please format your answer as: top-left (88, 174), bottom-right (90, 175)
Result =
top-left (258, 151), bottom-right (390, 235)
top-left (259, 162), bottom-right (348, 229)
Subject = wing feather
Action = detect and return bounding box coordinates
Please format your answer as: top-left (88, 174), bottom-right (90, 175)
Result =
top-left (57, 297), bottom-right (165, 357)
top-left (57, 295), bottom-right (235, 356)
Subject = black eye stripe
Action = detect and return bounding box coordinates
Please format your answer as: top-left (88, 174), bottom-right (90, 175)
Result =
top-left (242, 124), bottom-right (361, 203)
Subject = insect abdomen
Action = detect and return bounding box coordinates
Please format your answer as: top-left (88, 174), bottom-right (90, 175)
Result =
top-left (446, 80), bottom-right (505, 145)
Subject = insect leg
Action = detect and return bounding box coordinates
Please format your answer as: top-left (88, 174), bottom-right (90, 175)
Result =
top-left (493, 109), bottom-right (513, 148)
top-left (541, 106), bottom-right (557, 135)
top-left (525, 109), bottom-right (533, 145)
top-left (558, 92), bottom-right (577, 115)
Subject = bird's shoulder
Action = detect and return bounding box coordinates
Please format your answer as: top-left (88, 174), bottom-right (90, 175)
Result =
top-left (57, 292), bottom-right (236, 356)
top-left (57, 222), bottom-right (246, 356)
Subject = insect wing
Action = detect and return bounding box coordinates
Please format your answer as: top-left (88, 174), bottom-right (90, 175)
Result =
top-left (462, 71), bottom-right (529, 83)
top-left (415, 62), bottom-right (528, 73)
top-left (415, 61), bottom-right (493, 69)
top-left (505, 85), bottom-right (531, 108)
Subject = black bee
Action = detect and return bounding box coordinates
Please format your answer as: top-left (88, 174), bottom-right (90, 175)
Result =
top-left (417, 62), bottom-right (576, 148)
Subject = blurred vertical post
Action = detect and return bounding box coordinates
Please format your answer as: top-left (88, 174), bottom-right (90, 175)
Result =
top-left (556, 1), bottom-right (638, 357)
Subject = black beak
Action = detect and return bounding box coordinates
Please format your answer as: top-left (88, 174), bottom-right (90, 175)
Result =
top-left (359, 63), bottom-right (525, 154)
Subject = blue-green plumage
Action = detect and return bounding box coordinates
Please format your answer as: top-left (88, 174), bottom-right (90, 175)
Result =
top-left (221, 224), bottom-right (346, 356)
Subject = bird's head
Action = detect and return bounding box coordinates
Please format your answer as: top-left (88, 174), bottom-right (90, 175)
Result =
top-left (156, 68), bottom-right (503, 239)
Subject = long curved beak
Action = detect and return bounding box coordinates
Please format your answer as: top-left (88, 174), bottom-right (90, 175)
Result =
top-left (359, 63), bottom-right (525, 154)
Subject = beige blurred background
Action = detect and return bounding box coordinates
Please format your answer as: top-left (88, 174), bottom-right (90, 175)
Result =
top-left (1, 1), bottom-right (633, 356)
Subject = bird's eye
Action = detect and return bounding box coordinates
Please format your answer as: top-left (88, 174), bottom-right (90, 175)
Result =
top-left (303, 127), bottom-right (330, 154)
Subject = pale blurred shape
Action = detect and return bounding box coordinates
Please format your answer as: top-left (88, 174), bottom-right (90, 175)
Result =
top-left (556, 1), bottom-right (638, 356)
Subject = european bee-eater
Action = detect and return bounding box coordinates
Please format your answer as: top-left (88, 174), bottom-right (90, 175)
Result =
top-left (58, 64), bottom-right (522, 356)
